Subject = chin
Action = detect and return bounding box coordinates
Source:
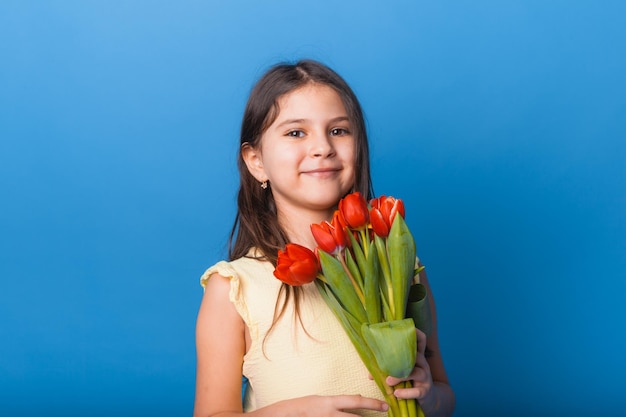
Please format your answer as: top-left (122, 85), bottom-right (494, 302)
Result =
top-left (307, 192), bottom-right (344, 211)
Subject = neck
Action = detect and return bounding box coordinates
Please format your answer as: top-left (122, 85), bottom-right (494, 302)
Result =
top-left (278, 206), bottom-right (335, 250)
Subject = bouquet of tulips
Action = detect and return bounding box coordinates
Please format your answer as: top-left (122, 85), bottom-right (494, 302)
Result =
top-left (274, 192), bottom-right (431, 417)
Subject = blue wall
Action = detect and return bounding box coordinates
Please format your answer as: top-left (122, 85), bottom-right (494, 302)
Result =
top-left (1, 2), bottom-right (624, 416)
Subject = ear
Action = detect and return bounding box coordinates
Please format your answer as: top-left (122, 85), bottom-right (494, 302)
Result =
top-left (241, 143), bottom-right (267, 183)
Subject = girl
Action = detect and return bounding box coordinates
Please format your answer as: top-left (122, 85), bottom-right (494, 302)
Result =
top-left (194, 60), bottom-right (455, 417)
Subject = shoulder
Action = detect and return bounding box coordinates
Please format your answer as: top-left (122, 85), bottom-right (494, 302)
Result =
top-left (200, 250), bottom-right (271, 288)
top-left (198, 254), bottom-right (279, 326)
top-left (200, 260), bottom-right (237, 288)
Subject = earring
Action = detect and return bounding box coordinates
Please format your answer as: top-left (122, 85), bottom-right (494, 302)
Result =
top-left (261, 180), bottom-right (268, 189)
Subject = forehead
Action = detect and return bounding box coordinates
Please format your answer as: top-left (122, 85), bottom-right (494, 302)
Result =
top-left (273, 84), bottom-right (348, 121)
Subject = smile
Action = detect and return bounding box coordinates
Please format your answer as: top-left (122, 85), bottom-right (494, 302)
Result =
top-left (302, 168), bottom-right (341, 178)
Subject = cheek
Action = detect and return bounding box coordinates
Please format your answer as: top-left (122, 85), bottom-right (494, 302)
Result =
top-left (262, 147), bottom-right (299, 175)
top-left (340, 145), bottom-right (357, 181)
top-left (340, 141), bottom-right (357, 168)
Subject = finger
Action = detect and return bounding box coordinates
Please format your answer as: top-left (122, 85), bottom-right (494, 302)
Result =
top-left (415, 328), bottom-right (427, 356)
top-left (415, 351), bottom-right (430, 372)
top-left (386, 363), bottom-right (430, 386)
top-left (332, 395), bottom-right (389, 413)
top-left (393, 385), bottom-right (428, 400)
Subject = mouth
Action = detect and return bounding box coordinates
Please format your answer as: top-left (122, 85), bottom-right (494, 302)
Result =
top-left (302, 167), bottom-right (341, 177)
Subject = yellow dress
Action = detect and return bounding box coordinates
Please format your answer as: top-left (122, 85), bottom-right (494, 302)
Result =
top-left (200, 253), bottom-right (387, 417)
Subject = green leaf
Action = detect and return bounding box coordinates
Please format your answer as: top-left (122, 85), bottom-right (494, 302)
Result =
top-left (316, 281), bottom-right (362, 335)
top-left (387, 215), bottom-right (416, 321)
top-left (348, 232), bottom-right (368, 279)
top-left (318, 250), bottom-right (367, 323)
top-left (361, 318), bottom-right (417, 379)
top-left (381, 291), bottom-right (393, 322)
top-left (363, 241), bottom-right (381, 323)
top-left (374, 234), bottom-right (393, 313)
top-left (405, 283), bottom-right (432, 337)
top-left (345, 249), bottom-right (364, 294)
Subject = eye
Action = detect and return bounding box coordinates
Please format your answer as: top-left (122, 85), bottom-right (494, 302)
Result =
top-left (286, 130), bottom-right (305, 138)
top-left (330, 127), bottom-right (350, 136)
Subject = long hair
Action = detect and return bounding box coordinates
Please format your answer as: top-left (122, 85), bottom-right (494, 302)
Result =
top-left (229, 59), bottom-right (373, 264)
top-left (228, 60), bottom-right (373, 346)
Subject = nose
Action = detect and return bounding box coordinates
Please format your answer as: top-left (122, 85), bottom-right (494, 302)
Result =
top-left (310, 130), bottom-right (336, 158)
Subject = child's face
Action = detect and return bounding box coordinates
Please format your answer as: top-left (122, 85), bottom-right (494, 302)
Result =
top-left (247, 83), bottom-right (356, 216)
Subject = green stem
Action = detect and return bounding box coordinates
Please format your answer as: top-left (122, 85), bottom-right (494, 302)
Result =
top-left (405, 381), bottom-right (418, 417)
top-left (359, 228), bottom-right (369, 257)
top-left (389, 381), bottom-right (421, 417)
top-left (399, 395), bottom-right (408, 417)
top-left (417, 402), bottom-right (425, 417)
top-left (385, 387), bottom-right (401, 417)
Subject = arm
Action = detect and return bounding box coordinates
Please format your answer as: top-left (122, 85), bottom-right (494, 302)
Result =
top-left (193, 273), bottom-right (390, 417)
top-left (387, 267), bottom-right (456, 417)
top-left (193, 273), bottom-right (247, 417)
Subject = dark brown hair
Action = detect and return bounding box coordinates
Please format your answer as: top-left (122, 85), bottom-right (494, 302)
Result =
top-left (228, 60), bottom-right (373, 345)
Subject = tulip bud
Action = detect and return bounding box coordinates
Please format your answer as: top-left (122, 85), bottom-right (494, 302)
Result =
top-left (369, 206), bottom-right (390, 237)
top-left (339, 192), bottom-right (369, 230)
top-left (274, 243), bottom-right (319, 286)
top-left (369, 196), bottom-right (406, 238)
top-left (311, 213), bottom-right (348, 255)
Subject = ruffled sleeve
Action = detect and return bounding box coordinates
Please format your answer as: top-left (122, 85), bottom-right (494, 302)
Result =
top-left (199, 261), bottom-right (252, 333)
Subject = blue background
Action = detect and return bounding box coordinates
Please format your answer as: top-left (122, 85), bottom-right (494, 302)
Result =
top-left (1, 1), bottom-right (624, 416)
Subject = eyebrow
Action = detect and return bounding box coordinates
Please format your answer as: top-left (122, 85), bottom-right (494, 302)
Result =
top-left (275, 116), bottom-right (350, 129)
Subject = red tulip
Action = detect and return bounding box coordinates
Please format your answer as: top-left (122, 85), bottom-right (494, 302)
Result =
top-left (369, 207), bottom-right (390, 238)
top-left (311, 211), bottom-right (348, 254)
top-left (332, 209), bottom-right (350, 242)
top-left (339, 192), bottom-right (369, 230)
top-left (274, 243), bottom-right (319, 286)
top-left (369, 196), bottom-right (406, 237)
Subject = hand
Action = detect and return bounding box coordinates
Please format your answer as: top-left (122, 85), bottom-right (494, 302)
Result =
top-left (275, 394), bottom-right (389, 417)
top-left (385, 328), bottom-right (433, 401)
